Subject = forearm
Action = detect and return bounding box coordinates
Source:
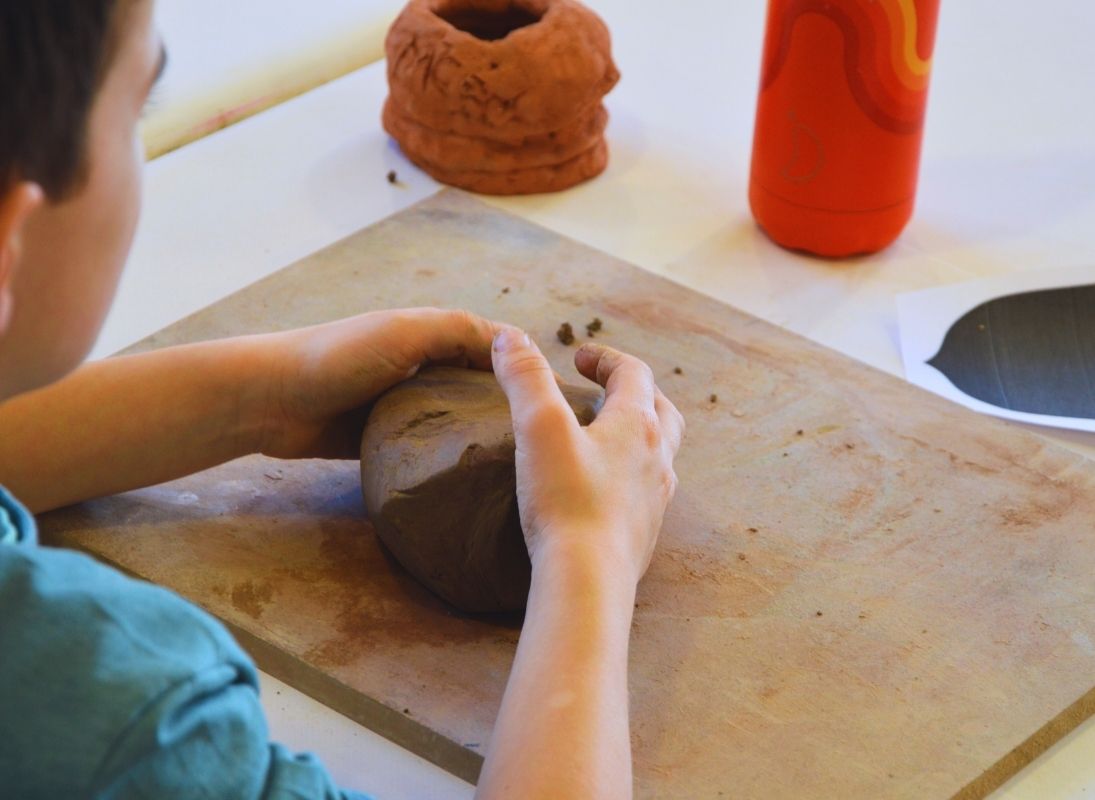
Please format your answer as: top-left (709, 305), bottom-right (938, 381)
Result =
top-left (476, 540), bottom-right (638, 800)
top-left (0, 338), bottom-right (270, 512)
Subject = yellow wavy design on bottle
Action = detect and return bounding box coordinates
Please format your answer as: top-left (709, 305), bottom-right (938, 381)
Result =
top-left (879, 0), bottom-right (933, 90)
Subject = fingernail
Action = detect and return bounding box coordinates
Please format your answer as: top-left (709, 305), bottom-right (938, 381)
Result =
top-left (493, 328), bottom-right (527, 352)
top-left (577, 342), bottom-right (606, 358)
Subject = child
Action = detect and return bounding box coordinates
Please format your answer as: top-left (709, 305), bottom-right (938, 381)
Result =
top-left (0, 2), bottom-right (683, 798)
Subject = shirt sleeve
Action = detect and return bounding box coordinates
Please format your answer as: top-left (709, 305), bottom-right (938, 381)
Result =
top-left (88, 660), bottom-right (373, 800)
top-left (0, 544), bottom-right (373, 800)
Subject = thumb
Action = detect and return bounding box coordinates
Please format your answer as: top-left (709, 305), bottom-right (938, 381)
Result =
top-left (492, 327), bottom-right (577, 444)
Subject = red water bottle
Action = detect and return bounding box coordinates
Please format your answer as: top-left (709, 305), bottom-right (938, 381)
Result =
top-left (749, 0), bottom-right (941, 257)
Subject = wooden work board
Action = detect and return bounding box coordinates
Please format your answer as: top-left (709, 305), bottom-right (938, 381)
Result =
top-left (40, 190), bottom-right (1095, 798)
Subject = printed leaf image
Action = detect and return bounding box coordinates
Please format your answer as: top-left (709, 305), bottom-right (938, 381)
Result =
top-left (927, 284), bottom-right (1095, 418)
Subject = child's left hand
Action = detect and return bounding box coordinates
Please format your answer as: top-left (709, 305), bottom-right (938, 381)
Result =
top-left (0, 307), bottom-right (502, 512)
top-left (252, 308), bottom-right (501, 460)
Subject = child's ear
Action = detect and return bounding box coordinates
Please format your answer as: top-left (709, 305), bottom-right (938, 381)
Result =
top-left (0, 182), bottom-right (45, 288)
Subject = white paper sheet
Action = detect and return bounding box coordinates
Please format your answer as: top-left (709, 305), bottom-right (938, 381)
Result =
top-left (897, 265), bottom-right (1095, 432)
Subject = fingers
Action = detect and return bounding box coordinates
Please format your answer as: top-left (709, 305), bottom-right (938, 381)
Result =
top-left (574, 343), bottom-right (656, 418)
top-left (374, 309), bottom-right (575, 380)
top-left (492, 327), bottom-right (579, 449)
top-left (576, 342), bottom-right (684, 457)
top-left (655, 389), bottom-right (685, 456)
top-left (399, 308), bottom-right (503, 371)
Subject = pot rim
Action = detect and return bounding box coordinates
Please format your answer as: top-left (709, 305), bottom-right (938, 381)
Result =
top-left (424, 0), bottom-right (561, 45)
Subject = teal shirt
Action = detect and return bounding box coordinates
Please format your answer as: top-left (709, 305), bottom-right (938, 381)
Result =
top-left (0, 484), bottom-right (372, 800)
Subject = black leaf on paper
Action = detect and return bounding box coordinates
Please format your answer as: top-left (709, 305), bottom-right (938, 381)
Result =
top-left (927, 284), bottom-right (1095, 418)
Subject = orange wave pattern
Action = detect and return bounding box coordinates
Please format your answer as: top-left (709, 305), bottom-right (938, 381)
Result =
top-left (761, 0), bottom-right (939, 134)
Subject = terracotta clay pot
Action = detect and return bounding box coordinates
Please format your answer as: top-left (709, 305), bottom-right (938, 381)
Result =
top-left (383, 0), bottom-right (620, 195)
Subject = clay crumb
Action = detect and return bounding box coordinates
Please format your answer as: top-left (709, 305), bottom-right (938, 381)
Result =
top-left (500, 286), bottom-right (510, 294)
top-left (556, 322), bottom-right (575, 345)
top-left (709, 394), bottom-right (719, 404)
top-left (796, 429), bottom-right (804, 436)
top-left (387, 170), bottom-right (398, 184)
top-left (673, 367), bottom-right (683, 375)
top-left (585, 317), bottom-right (603, 337)
top-left (737, 552), bottom-right (747, 561)
top-left (816, 610), bottom-right (823, 617)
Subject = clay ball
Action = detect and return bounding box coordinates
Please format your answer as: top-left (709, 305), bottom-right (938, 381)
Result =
top-left (383, 0), bottom-right (620, 195)
top-left (360, 366), bottom-right (602, 612)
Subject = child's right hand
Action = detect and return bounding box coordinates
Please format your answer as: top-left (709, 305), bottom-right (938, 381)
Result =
top-left (491, 327), bottom-right (684, 589)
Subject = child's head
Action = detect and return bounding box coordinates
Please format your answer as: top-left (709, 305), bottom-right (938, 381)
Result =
top-left (0, 0), bottom-right (162, 400)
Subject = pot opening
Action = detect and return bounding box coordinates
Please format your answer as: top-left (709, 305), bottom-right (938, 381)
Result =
top-left (434, 1), bottom-right (544, 41)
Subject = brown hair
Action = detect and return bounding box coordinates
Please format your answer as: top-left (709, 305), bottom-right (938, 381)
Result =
top-left (0, 0), bottom-right (132, 200)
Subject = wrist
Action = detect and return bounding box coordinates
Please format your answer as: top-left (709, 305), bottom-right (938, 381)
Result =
top-left (529, 534), bottom-right (639, 609)
top-left (202, 336), bottom-right (277, 457)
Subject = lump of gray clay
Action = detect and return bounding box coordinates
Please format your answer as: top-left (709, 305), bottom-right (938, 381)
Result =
top-left (360, 366), bottom-right (601, 613)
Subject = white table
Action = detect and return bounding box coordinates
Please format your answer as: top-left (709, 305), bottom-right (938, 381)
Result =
top-left (96, 1), bottom-right (1095, 796)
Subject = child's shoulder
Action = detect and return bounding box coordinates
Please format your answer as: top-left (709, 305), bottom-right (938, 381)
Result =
top-left (0, 543), bottom-right (250, 677)
top-left (0, 545), bottom-right (264, 797)
top-left (0, 545), bottom-right (254, 687)
top-left (0, 545), bottom-right (370, 798)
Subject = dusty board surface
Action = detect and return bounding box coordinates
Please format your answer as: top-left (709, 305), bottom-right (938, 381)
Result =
top-left (40, 190), bottom-right (1095, 798)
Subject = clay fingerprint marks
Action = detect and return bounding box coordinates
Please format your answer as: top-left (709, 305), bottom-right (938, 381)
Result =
top-left (388, 30), bottom-right (462, 107)
top-left (927, 285), bottom-right (1095, 418)
top-left (761, 0), bottom-right (936, 134)
top-left (457, 73), bottom-right (524, 130)
top-left (390, 32), bottom-right (516, 131)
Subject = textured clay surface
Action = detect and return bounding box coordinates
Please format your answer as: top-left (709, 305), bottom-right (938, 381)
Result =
top-left (360, 367), bottom-right (601, 612)
top-left (383, 0), bottom-right (619, 194)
